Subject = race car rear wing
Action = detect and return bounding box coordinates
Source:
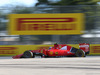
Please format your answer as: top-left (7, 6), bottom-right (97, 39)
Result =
top-left (79, 43), bottom-right (90, 54)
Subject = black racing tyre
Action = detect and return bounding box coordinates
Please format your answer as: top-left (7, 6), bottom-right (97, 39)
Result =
top-left (75, 49), bottom-right (85, 57)
top-left (23, 51), bottom-right (33, 58)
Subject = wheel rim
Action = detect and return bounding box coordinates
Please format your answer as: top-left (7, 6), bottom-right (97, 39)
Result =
top-left (75, 50), bottom-right (85, 57)
top-left (23, 51), bottom-right (33, 58)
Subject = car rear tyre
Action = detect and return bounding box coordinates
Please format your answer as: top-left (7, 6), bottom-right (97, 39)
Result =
top-left (23, 51), bottom-right (33, 58)
top-left (75, 49), bottom-right (85, 57)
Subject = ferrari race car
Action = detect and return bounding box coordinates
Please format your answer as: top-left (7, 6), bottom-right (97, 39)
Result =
top-left (12, 43), bottom-right (89, 59)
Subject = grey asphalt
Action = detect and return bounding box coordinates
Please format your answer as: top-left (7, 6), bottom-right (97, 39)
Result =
top-left (0, 56), bottom-right (99, 75)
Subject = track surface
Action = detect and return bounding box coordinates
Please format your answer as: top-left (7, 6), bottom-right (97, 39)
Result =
top-left (0, 56), bottom-right (100, 75)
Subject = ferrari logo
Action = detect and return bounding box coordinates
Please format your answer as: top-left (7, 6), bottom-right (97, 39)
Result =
top-left (50, 51), bottom-right (53, 55)
top-left (55, 52), bottom-right (58, 55)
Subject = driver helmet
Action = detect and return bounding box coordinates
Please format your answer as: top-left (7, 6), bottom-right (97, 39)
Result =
top-left (54, 43), bottom-right (58, 47)
top-left (54, 43), bottom-right (58, 45)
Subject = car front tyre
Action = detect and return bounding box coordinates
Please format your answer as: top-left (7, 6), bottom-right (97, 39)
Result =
top-left (23, 51), bottom-right (33, 58)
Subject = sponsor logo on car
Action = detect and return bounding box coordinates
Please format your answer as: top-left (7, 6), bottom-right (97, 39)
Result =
top-left (55, 52), bottom-right (58, 55)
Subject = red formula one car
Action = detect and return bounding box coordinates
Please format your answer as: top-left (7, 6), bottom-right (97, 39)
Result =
top-left (12, 43), bottom-right (89, 59)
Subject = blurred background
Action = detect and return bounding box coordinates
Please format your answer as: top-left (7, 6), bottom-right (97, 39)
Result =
top-left (0, 0), bottom-right (100, 45)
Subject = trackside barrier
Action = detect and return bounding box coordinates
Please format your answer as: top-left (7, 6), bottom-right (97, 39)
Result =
top-left (90, 44), bottom-right (100, 55)
top-left (0, 44), bottom-right (100, 56)
top-left (0, 45), bottom-right (53, 56)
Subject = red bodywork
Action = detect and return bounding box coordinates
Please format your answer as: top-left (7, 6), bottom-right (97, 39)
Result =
top-left (12, 43), bottom-right (89, 59)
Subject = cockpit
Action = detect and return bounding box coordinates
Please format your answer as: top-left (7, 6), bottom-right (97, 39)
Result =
top-left (60, 46), bottom-right (67, 50)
